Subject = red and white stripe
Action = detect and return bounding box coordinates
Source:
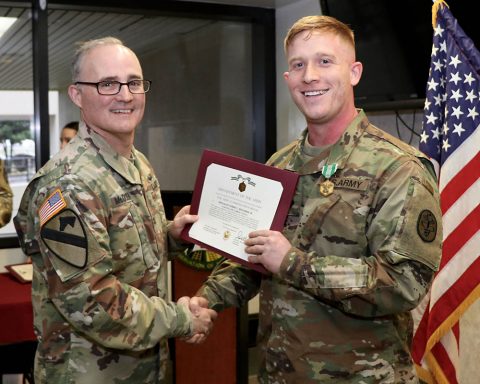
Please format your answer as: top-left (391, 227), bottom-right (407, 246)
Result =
top-left (412, 125), bottom-right (480, 383)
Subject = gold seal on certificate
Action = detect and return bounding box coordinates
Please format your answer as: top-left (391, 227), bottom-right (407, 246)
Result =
top-left (182, 150), bottom-right (299, 274)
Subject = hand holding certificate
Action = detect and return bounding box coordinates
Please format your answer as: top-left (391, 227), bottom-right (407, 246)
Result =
top-left (182, 150), bottom-right (298, 274)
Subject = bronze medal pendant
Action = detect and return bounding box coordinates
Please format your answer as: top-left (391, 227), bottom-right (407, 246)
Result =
top-left (319, 179), bottom-right (334, 196)
top-left (319, 163), bottom-right (338, 197)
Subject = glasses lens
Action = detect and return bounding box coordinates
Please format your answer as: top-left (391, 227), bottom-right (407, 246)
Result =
top-left (97, 81), bottom-right (120, 95)
top-left (128, 80), bottom-right (143, 94)
top-left (128, 80), bottom-right (150, 94)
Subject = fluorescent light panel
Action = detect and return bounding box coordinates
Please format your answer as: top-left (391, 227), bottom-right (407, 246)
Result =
top-left (0, 17), bottom-right (17, 38)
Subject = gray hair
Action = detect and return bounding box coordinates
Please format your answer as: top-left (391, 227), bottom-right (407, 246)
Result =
top-left (71, 37), bottom-right (125, 82)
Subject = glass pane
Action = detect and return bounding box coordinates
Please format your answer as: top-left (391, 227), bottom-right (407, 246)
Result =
top-left (0, 4), bottom-right (34, 237)
top-left (49, 9), bottom-right (253, 191)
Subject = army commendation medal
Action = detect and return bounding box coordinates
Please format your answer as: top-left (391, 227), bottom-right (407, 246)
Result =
top-left (319, 163), bottom-right (338, 197)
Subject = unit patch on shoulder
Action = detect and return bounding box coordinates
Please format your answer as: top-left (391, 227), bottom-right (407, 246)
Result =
top-left (417, 209), bottom-right (437, 242)
top-left (39, 189), bottom-right (67, 226)
top-left (40, 209), bottom-right (88, 268)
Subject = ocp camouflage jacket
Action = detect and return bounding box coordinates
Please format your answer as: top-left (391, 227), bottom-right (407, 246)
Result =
top-left (199, 110), bottom-right (442, 383)
top-left (14, 123), bottom-right (192, 384)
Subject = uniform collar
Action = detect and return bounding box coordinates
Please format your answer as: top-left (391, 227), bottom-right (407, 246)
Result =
top-left (77, 122), bottom-right (141, 185)
top-left (283, 109), bottom-right (370, 175)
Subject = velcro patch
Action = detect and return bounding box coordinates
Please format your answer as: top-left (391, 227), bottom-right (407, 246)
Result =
top-left (39, 189), bottom-right (66, 226)
top-left (40, 209), bottom-right (88, 268)
top-left (417, 209), bottom-right (437, 242)
top-left (331, 177), bottom-right (369, 191)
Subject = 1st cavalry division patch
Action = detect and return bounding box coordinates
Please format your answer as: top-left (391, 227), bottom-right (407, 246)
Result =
top-left (40, 209), bottom-right (88, 268)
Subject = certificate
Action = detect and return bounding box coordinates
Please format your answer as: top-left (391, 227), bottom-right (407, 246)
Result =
top-left (5, 262), bottom-right (33, 283)
top-left (182, 150), bottom-right (299, 274)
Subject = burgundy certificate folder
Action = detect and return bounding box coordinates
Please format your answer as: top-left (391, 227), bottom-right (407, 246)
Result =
top-left (181, 149), bottom-right (299, 274)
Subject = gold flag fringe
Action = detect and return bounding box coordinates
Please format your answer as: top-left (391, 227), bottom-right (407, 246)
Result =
top-left (432, 0), bottom-right (449, 28)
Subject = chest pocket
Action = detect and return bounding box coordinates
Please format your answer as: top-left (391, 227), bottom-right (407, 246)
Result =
top-left (109, 201), bottom-right (158, 279)
top-left (289, 179), bottom-right (370, 258)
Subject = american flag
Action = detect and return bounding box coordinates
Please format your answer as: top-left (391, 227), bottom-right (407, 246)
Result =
top-left (412, 1), bottom-right (480, 383)
top-left (39, 189), bottom-right (66, 225)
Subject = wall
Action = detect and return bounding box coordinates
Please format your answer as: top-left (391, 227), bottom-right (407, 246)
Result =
top-left (139, 20), bottom-right (254, 191)
top-left (275, 0), bottom-right (321, 149)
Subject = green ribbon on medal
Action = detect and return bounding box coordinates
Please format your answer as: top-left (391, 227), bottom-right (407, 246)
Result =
top-left (321, 164), bottom-right (338, 178)
top-left (319, 163), bottom-right (338, 197)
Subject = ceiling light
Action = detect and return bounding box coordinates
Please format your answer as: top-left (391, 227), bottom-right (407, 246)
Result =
top-left (0, 17), bottom-right (17, 39)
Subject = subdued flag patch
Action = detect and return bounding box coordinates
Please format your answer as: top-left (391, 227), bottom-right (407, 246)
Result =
top-left (39, 189), bottom-right (66, 226)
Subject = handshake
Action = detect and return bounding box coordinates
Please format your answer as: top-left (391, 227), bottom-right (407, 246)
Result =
top-left (177, 296), bottom-right (217, 344)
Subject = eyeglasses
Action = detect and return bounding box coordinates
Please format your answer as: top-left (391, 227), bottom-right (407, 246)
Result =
top-left (74, 80), bottom-right (152, 95)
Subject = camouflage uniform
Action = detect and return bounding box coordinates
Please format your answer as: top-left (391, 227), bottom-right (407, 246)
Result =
top-left (0, 159), bottom-right (13, 228)
top-left (14, 124), bottom-right (193, 384)
top-left (198, 111), bottom-right (442, 383)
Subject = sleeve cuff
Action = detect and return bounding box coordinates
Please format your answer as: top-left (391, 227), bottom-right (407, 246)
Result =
top-left (277, 247), bottom-right (309, 286)
top-left (172, 302), bottom-right (193, 338)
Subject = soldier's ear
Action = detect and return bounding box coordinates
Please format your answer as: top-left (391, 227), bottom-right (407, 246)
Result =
top-left (350, 61), bottom-right (363, 86)
top-left (68, 84), bottom-right (82, 108)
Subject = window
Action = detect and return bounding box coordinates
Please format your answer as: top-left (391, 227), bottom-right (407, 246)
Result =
top-left (0, 1), bottom-right (275, 244)
top-left (0, 4), bottom-right (34, 238)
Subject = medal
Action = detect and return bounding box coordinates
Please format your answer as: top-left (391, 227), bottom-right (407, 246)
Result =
top-left (319, 163), bottom-right (338, 197)
top-left (319, 179), bottom-right (334, 196)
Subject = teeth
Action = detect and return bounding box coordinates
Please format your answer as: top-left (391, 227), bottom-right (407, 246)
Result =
top-left (112, 109), bottom-right (131, 114)
top-left (304, 90), bottom-right (327, 96)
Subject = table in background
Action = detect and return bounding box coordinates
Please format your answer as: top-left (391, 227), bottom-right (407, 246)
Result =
top-left (0, 273), bottom-right (36, 384)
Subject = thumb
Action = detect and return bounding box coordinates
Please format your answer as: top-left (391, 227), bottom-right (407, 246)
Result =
top-left (190, 296), bottom-right (209, 316)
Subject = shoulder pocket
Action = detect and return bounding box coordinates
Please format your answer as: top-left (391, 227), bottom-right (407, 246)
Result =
top-left (393, 177), bottom-right (442, 270)
top-left (41, 208), bottom-right (99, 282)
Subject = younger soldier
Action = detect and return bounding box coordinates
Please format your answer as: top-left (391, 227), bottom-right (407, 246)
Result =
top-left (189, 15), bottom-right (442, 383)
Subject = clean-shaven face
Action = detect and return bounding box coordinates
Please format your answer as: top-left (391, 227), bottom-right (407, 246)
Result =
top-left (72, 44), bottom-right (145, 143)
top-left (283, 30), bottom-right (361, 127)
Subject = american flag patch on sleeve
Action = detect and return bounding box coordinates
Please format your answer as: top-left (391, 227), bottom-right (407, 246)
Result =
top-left (39, 189), bottom-right (66, 226)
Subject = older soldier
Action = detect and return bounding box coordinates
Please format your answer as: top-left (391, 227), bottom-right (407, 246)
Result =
top-left (14, 37), bottom-right (216, 384)
top-left (0, 159), bottom-right (13, 227)
top-left (190, 15), bottom-right (442, 383)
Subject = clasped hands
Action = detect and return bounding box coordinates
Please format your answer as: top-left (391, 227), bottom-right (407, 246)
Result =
top-left (174, 208), bottom-right (291, 344)
top-left (177, 296), bottom-right (217, 344)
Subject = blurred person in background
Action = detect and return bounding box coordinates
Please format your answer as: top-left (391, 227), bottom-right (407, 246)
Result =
top-left (59, 121), bottom-right (79, 150)
top-left (0, 158), bottom-right (12, 227)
